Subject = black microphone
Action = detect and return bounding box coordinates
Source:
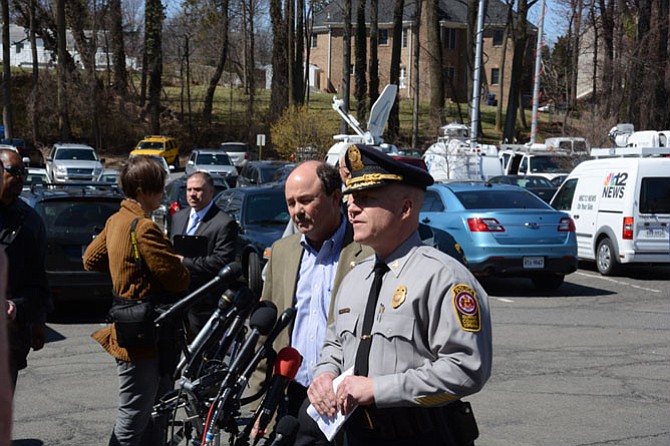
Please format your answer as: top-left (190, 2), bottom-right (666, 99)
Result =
top-left (180, 286), bottom-right (257, 375)
top-left (266, 415), bottom-right (299, 446)
top-left (225, 304), bottom-right (277, 384)
top-left (204, 305), bottom-right (278, 440)
top-left (254, 347), bottom-right (302, 437)
top-left (155, 262), bottom-right (242, 325)
top-left (236, 307), bottom-right (297, 393)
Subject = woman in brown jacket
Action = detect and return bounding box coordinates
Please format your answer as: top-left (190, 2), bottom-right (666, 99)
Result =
top-left (84, 156), bottom-right (189, 446)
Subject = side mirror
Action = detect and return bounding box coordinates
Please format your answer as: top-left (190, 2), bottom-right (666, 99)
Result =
top-left (100, 158), bottom-right (106, 165)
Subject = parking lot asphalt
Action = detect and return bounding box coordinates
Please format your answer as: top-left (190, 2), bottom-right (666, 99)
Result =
top-left (10, 263), bottom-right (670, 445)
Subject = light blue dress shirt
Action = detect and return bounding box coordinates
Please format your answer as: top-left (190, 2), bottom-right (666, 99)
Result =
top-left (185, 200), bottom-right (214, 234)
top-left (291, 216), bottom-right (347, 388)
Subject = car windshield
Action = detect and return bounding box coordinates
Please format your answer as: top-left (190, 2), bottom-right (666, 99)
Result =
top-left (56, 149), bottom-right (97, 161)
top-left (530, 156), bottom-right (574, 173)
top-left (36, 199), bottom-right (120, 234)
top-left (243, 192), bottom-right (290, 225)
top-left (512, 177), bottom-right (554, 188)
top-left (454, 189), bottom-right (549, 209)
top-left (197, 153), bottom-right (232, 166)
top-left (138, 142), bottom-right (165, 150)
top-left (259, 165), bottom-right (283, 183)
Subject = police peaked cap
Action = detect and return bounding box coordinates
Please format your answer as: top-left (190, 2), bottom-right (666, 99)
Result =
top-left (343, 144), bottom-right (434, 193)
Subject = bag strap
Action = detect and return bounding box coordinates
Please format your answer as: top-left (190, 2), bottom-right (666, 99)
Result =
top-left (130, 217), bottom-right (144, 270)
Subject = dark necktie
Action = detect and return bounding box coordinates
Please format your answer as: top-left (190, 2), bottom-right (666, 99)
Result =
top-left (354, 262), bottom-right (389, 377)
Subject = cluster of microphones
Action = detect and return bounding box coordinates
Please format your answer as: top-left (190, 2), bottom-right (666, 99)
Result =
top-left (153, 263), bottom-right (304, 445)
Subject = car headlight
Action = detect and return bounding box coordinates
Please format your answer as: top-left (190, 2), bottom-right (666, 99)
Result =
top-left (93, 166), bottom-right (103, 175)
top-left (56, 165), bottom-right (67, 173)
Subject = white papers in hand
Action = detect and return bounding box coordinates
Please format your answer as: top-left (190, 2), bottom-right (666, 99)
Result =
top-left (306, 367), bottom-right (356, 441)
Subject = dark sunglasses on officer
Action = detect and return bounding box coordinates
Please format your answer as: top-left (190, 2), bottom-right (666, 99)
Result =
top-left (4, 165), bottom-right (26, 177)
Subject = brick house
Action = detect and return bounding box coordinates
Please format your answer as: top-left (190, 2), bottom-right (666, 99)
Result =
top-left (308, 0), bottom-right (536, 108)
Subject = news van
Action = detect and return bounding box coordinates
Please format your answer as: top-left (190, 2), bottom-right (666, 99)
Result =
top-left (550, 146), bottom-right (670, 275)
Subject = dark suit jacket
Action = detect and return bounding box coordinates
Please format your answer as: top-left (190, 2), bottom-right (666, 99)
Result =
top-left (261, 222), bottom-right (373, 353)
top-left (170, 203), bottom-right (238, 292)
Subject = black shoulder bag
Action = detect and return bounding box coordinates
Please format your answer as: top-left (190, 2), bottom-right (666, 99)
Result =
top-left (109, 217), bottom-right (158, 349)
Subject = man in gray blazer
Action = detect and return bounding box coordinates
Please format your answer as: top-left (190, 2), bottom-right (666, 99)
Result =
top-left (260, 161), bottom-right (372, 444)
top-left (170, 171), bottom-right (238, 333)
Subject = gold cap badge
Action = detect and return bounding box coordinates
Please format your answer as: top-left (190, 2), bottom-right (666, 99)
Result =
top-left (347, 145), bottom-right (364, 171)
top-left (391, 285), bottom-right (407, 309)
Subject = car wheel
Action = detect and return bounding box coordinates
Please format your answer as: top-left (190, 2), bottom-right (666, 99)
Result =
top-left (247, 251), bottom-right (263, 297)
top-left (531, 273), bottom-right (565, 290)
top-left (596, 237), bottom-right (619, 276)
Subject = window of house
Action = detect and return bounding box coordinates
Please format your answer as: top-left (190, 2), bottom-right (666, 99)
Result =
top-left (311, 33), bottom-right (318, 48)
top-left (402, 29), bottom-right (408, 48)
top-left (442, 28), bottom-right (456, 49)
top-left (399, 67), bottom-right (407, 88)
top-left (15, 42), bottom-right (23, 54)
top-left (379, 29), bottom-right (389, 45)
top-left (491, 68), bottom-right (500, 85)
top-left (493, 30), bottom-right (504, 46)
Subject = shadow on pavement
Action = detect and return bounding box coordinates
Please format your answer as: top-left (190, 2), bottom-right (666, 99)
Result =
top-left (47, 300), bottom-right (110, 325)
top-left (12, 440), bottom-right (44, 446)
top-left (578, 261), bottom-right (670, 280)
top-left (479, 275), bottom-right (616, 298)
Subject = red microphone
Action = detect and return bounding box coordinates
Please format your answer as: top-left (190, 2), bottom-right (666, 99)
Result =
top-left (255, 347), bottom-right (302, 436)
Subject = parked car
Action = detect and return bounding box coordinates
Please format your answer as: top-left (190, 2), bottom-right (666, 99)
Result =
top-left (487, 175), bottom-right (558, 203)
top-left (264, 163), bottom-right (296, 187)
top-left (129, 153), bottom-right (172, 177)
top-left (214, 187), bottom-right (289, 295)
top-left (23, 167), bottom-right (50, 191)
top-left (46, 143), bottom-right (104, 183)
top-left (20, 182), bottom-right (124, 303)
top-left (0, 138), bottom-right (44, 166)
top-left (550, 174), bottom-right (568, 188)
top-left (158, 174), bottom-right (230, 234)
top-left (97, 168), bottom-right (120, 183)
top-left (130, 135), bottom-right (181, 168)
top-left (236, 160), bottom-right (289, 188)
top-left (220, 141), bottom-right (251, 169)
top-left (185, 149), bottom-right (238, 187)
top-left (420, 182), bottom-right (578, 290)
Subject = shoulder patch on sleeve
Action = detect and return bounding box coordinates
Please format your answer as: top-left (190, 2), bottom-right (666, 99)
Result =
top-left (451, 283), bottom-right (481, 332)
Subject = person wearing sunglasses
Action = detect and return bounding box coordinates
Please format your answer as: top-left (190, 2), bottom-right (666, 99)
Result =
top-left (0, 148), bottom-right (52, 395)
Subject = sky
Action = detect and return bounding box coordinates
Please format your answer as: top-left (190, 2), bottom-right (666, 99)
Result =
top-left (529, 0), bottom-right (566, 48)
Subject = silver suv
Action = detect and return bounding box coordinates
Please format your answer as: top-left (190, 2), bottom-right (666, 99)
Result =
top-left (220, 142), bottom-right (250, 169)
top-left (47, 143), bottom-right (104, 183)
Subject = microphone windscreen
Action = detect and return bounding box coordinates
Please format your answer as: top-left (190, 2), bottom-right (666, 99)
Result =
top-left (250, 306), bottom-right (277, 335)
top-left (273, 347), bottom-right (302, 379)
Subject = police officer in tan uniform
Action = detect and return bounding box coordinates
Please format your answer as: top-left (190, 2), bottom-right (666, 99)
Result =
top-left (307, 144), bottom-right (492, 446)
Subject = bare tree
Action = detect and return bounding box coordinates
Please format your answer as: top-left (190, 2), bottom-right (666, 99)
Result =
top-left (269, 0), bottom-right (288, 123)
top-left (2, 0), bottom-right (13, 139)
top-left (145, 0), bottom-right (163, 133)
top-left (340, 0), bottom-right (352, 133)
top-left (56, 0), bottom-right (71, 140)
top-left (202, 0), bottom-right (230, 124)
top-left (387, 0), bottom-right (404, 142)
top-left (109, 0), bottom-right (128, 96)
top-left (426, 0), bottom-right (444, 130)
top-left (411, 0), bottom-right (422, 147)
top-left (368, 0), bottom-right (380, 107)
top-left (502, 0), bottom-right (537, 143)
top-left (354, 0), bottom-right (367, 121)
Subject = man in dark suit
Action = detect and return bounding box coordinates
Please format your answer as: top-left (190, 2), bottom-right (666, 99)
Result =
top-left (170, 171), bottom-right (238, 334)
top-left (258, 161), bottom-right (373, 445)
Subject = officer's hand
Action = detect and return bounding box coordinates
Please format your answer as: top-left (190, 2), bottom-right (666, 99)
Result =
top-left (335, 375), bottom-right (374, 415)
top-left (31, 323), bottom-right (46, 351)
top-left (307, 372), bottom-right (337, 417)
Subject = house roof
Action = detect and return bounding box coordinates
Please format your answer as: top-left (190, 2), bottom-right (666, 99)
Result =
top-left (314, 0), bottom-right (525, 30)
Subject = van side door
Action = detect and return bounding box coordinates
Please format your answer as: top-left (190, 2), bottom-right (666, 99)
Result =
top-left (552, 178), bottom-right (598, 259)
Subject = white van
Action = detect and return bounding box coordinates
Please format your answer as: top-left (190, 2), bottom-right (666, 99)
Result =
top-left (550, 147), bottom-right (670, 275)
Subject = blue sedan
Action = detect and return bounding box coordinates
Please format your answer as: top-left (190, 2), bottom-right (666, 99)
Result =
top-left (420, 182), bottom-right (578, 290)
top-left (215, 186), bottom-right (289, 295)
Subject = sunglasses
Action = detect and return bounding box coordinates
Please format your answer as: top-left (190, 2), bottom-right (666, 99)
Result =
top-left (3, 165), bottom-right (26, 177)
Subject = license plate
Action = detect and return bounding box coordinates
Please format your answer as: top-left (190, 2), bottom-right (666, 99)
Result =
top-left (645, 228), bottom-right (667, 238)
top-left (523, 256), bottom-right (545, 269)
